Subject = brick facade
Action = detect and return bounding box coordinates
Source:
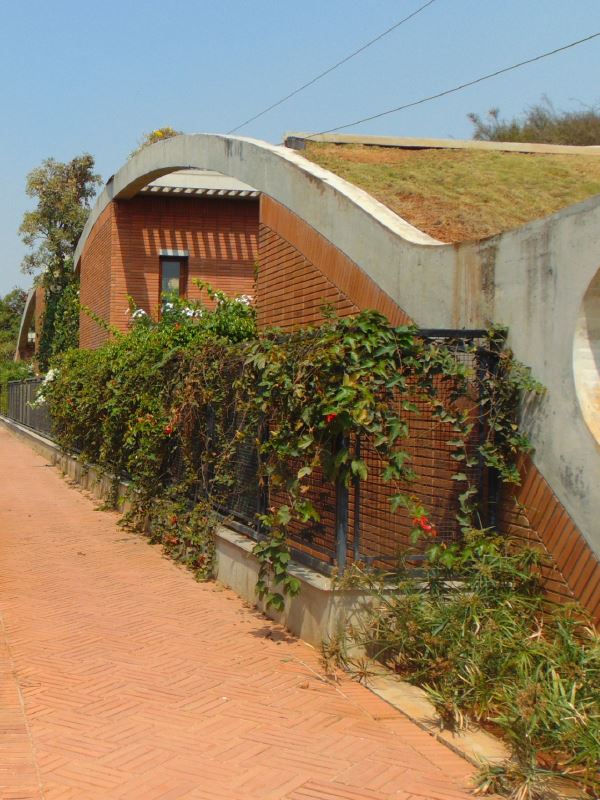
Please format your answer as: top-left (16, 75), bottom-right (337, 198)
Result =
top-left (499, 457), bottom-right (600, 620)
top-left (257, 195), bottom-right (410, 329)
top-left (76, 187), bottom-right (599, 621)
top-left (257, 195), bottom-right (600, 622)
top-left (79, 195), bottom-right (258, 348)
top-left (79, 204), bottom-right (114, 349)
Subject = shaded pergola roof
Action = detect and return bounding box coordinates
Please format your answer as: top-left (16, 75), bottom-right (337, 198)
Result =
top-left (139, 168), bottom-right (259, 199)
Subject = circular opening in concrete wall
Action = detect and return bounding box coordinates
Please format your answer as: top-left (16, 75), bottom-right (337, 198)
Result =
top-left (574, 269), bottom-right (600, 444)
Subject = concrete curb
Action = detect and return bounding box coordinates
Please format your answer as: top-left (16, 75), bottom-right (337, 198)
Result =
top-left (363, 665), bottom-right (508, 769)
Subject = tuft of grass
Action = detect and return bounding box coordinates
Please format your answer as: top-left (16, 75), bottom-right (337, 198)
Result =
top-left (302, 143), bottom-right (600, 243)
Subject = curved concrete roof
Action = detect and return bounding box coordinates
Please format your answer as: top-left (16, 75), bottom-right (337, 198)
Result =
top-left (75, 133), bottom-right (600, 563)
top-left (74, 134), bottom-right (444, 323)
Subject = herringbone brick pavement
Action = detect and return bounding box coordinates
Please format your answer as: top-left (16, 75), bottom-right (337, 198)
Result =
top-left (0, 428), bottom-right (477, 799)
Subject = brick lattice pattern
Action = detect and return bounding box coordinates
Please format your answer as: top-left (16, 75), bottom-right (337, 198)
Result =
top-left (256, 195), bottom-right (600, 621)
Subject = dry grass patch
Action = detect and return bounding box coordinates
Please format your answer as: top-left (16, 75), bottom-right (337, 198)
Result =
top-left (302, 143), bottom-right (600, 242)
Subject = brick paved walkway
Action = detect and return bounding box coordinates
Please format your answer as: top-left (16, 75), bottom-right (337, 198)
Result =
top-left (0, 427), bottom-right (476, 800)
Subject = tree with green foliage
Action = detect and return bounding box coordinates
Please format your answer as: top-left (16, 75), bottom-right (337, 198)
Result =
top-left (468, 97), bottom-right (600, 145)
top-left (19, 154), bottom-right (101, 370)
top-left (0, 287), bottom-right (27, 362)
top-left (0, 287), bottom-right (31, 411)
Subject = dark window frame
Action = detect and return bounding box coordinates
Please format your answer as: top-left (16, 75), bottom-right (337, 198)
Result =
top-left (159, 256), bottom-right (188, 300)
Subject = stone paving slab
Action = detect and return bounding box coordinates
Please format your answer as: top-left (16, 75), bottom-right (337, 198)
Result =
top-left (0, 428), bottom-right (476, 799)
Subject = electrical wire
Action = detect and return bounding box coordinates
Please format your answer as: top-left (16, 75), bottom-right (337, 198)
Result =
top-left (302, 31), bottom-right (600, 138)
top-left (226, 0), bottom-right (438, 135)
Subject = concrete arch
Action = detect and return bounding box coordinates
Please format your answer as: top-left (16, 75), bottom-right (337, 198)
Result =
top-left (75, 133), bottom-right (600, 594)
top-left (14, 288), bottom-right (36, 362)
top-left (574, 267), bottom-right (600, 445)
top-left (75, 134), bottom-right (451, 327)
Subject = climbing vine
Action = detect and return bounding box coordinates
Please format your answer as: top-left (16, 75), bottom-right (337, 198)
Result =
top-left (43, 298), bottom-right (541, 603)
top-left (240, 312), bottom-right (542, 610)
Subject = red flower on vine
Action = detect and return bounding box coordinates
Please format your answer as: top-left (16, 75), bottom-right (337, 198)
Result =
top-left (412, 515), bottom-right (437, 536)
top-left (164, 424), bottom-right (174, 435)
top-left (325, 413), bottom-right (337, 424)
top-left (170, 515), bottom-right (178, 525)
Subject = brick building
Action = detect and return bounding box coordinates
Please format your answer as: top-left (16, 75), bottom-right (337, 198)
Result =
top-left (65, 134), bottom-right (600, 622)
top-left (14, 286), bottom-right (44, 362)
top-left (77, 169), bottom-right (259, 348)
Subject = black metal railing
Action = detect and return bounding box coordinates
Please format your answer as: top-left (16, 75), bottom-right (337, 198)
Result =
top-left (1, 378), bottom-right (53, 437)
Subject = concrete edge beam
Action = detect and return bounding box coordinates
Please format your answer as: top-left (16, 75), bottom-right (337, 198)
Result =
top-left (284, 131), bottom-right (600, 156)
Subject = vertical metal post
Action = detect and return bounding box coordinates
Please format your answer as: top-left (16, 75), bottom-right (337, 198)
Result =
top-left (477, 343), bottom-right (501, 528)
top-left (206, 404), bottom-right (216, 489)
top-left (256, 414), bottom-right (269, 537)
top-left (335, 433), bottom-right (348, 573)
top-left (353, 435), bottom-right (361, 562)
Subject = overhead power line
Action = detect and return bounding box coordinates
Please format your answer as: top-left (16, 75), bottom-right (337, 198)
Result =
top-left (304, 31), bottom-right (600, 138)
top-left (226, 0), bottom-right (438, 135)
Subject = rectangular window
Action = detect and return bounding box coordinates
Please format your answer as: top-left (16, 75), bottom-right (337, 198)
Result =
top-left (160, 257), bottom-right (187, 300)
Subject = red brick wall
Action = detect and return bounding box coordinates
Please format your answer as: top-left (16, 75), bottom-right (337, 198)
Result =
top-left (79, 205), bottom-right (114, 349)
top-left (258, 195), bottom-right (410, 329)
top-left (110, 195), bottom-right (258, 333)
top-left (257, 195), bottom-right (600, 622)
top-left (499, 457), bottom-right (600, 620)
top-left (79, 195), bottom-right (258, 347)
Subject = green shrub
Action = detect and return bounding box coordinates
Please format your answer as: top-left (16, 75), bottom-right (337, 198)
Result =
top-left (469, 98), bottom-right (600, 146)
top-left (44, 289), bottom-right (256, 578)
top-left (348, 530), bottom-right (600, 797)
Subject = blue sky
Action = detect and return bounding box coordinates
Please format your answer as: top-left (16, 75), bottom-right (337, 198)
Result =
top-left (1, 0), bottom-right (599, 295)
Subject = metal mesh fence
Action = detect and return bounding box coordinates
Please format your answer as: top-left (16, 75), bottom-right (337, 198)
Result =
top-left (2, 379), bottom-right (52, 438)
top-left (214, 331), bottom-right (494, 574)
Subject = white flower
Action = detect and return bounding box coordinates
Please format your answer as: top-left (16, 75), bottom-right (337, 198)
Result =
top-left (131, 308), bottom-right (148, 319)
top-left (29, 392), bottom-right (46, 409)
top-left (238, 294), bottom-right (253, 306)
top-left (43, 368), bottom-right (58, 385)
